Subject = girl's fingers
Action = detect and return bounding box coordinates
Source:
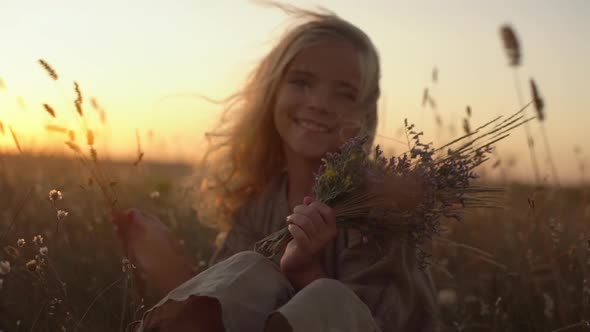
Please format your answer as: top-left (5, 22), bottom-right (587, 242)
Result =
top-left (303, 196), bottom-right (314, 205)
top-left (309, 201), bottom-right (336, 227)
top-left (293, 204), bottom-right (323, 227)
top-left (288, 224), bottom-right (312, 252)
top-left (287, 213), bottom-right (317, 240)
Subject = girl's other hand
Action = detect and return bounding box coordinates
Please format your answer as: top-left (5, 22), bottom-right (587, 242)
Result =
top-left (111, 208), bottom-right (195, 299)
top-left (280, 196), bottom-right (337, 290)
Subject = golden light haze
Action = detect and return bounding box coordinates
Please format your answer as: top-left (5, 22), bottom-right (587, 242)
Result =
top-left (0, 0), bottom-right (588, 185)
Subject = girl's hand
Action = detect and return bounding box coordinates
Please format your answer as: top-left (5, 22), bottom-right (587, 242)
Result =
top-left (280, 196), bottom-right (338, 290)
top-left (111, 208), bottom-right (195, 299)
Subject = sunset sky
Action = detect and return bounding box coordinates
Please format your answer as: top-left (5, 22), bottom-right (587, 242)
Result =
top-left (0, 0), bottom-right (588, 184)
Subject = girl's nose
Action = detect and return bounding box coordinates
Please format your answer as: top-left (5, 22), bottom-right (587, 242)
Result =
top-left (305, 87), bottom-right (330, 113)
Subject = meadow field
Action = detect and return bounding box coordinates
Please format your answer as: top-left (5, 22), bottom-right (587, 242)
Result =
top-left (0, 151), bottom-right (589, 331)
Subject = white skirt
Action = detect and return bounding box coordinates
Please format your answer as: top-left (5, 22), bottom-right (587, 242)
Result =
top-left (135, 251), bottom-right (381, 332)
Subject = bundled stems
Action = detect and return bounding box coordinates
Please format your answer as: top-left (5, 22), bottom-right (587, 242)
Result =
top-left (255, 107), bottom-right (530, 261)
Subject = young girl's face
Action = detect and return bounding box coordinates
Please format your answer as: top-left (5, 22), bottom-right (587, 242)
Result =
top-left (274, 40), bottom-right (365, 162)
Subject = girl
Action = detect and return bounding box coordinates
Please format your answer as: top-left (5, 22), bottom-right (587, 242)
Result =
top-left (113, 3), bottom-right (437, 331)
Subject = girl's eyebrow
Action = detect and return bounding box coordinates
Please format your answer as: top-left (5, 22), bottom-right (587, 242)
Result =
top-left (291, 69), bottom-right (315, 77)
top-left (336, 81), bottom-right (359, 93)
top-left (291, 69), bottom-right (359, 92)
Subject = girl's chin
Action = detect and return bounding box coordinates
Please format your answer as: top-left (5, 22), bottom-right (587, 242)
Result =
top-left (288, 140), bottom-right (334, 160)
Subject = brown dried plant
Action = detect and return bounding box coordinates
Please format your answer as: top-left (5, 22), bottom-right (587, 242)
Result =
top-left (499, 24), bottom-right (542, 185)
top-left (74, 81), bottom-right (84, 116)
top-left (38, 59), bottom-right (59, 80)
top-left (43, 104), bottom-right (57, 118)
top-left (9, 126), bottom-right (22, 153)
top-left (530, 78), bottom-right (560, 186)
top-left (500, 25), bottom-right (521, 67)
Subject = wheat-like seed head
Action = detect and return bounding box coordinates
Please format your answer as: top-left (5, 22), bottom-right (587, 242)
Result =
top-left (500, 25), bottom-right (521, 67)
top-left (86, 130), bottom-right (94, 146)
top-left (530, 78), bottom-right (545, 121)
top-left (45, 124), bottom-right (68, 134)
top-left (38, 59), bottom-right (58, 80)
top-left (65, 141), bottom-right (81, 153)
top-left (43, 104), bottom-right (56, 118)
top-left (74, 81), bottom-right (84, 116)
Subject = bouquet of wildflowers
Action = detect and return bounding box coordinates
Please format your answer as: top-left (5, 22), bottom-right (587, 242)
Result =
top-left (255, 104), bottom-right (533, 262)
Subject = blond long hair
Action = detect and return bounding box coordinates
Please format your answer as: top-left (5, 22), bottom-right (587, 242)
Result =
top-left (196, 3), bottom-right (380, 231)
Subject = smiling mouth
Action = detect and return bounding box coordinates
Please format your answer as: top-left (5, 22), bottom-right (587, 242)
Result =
top-left (292, 117), bottom-right (331, 133)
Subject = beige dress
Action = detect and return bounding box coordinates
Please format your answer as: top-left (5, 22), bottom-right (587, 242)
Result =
top-left (136, 171), bottom-right (437, 332)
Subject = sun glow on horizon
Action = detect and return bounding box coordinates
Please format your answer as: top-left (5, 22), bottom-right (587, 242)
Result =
top-left (0, 0), bottom-right (588, 184)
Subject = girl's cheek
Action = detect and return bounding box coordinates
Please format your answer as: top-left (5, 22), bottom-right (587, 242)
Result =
top-left (338, 125), bottom-right (361, 142)
top-left (336, 114), bottom-right (363, 140)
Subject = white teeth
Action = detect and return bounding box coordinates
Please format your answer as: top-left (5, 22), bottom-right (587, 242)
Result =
top-left (296, 119), bottom-right (328, 133)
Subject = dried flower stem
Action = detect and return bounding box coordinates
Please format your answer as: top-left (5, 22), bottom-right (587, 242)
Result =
top-left (0, 187), bottom-right (33, 243)
top-left (512, 67), bottom-right (542, 184)
top-left (539, 122), bottom-right (560, 186)
top-left (256, 108), bottom-right (531, 260)
top-left (39, 59), bottom-right (58, 80)
top-left (9, 126), bottom-right (22, 153)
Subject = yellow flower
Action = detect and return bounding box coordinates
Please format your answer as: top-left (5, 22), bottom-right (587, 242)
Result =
top-left (345, 175), bottom-right (352, 186)
top-left (325, 168), bottom-right (337, 178)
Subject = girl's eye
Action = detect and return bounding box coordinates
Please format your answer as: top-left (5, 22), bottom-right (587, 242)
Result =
top-left (338, 92), bottom-right (357, 102)
top-left (290, 79), bottom-right (311, 88)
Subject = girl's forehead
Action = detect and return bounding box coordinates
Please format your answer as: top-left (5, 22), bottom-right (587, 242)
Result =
top-left (287, 40), bottom-right (362, 88)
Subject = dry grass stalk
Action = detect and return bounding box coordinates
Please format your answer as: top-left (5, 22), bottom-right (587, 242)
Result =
top-left (74, 81), bottom-right (84, 116)
top-left (0, 78), bottom-right (5, 90)
top-left (65, 141), bottom-right (81, 153)
top-left (74, 81), bottom-right (83, 104)
top-left (500, 25), bottom-right (521, 67)
top-left (463, 106), bottom-right (473, 135)
top-left (133, 129), bottom-right (144, 166)
top-left (32, 62), bottom-right (119, 210)
top-left (463, 118), bottom-right (471, 135)
top-left (63, 139), bottom-right (118, 208)
top-left (90, 97), bottom-right (107, 124)
top-left (43, 104), bottom-right (56, 118)
top-left (0, 121), bottom-right (4, 135)
top-left (530, 78), bottom-right (560, 186)
top-left (9, 126), bottom-right (22, 153)
top-left (422, 88), bottom-right (429, 107)
top-left (422, 67), bottom-right (443, 134)
top-left (87, 130), bottom-right (98, 161)
top-left (86, 130), bottom-right (94, 146)
top-left (38, 59), bottom-right (59, 80)
top-left (75, 103), bottom-right (83, 117)
top-left (500, 24), bottom-right (541, 184)
top-left (45, 124), bottom-right (68, 134)
top-left (530, 79), bottom-right (545, 121)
